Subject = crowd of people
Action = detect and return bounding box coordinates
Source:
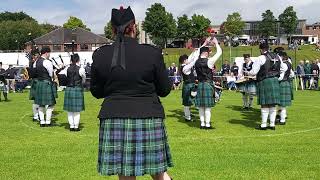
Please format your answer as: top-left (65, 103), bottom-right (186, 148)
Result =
top-left (296, 59), bottom-right (320, 90)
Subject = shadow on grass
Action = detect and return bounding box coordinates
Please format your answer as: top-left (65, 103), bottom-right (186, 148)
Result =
top-left (226, 105), bottom-right (261, 129)
top-left (59, 122), bottom-right (85, 130)
top-left (167, 108), bottom-right (200, 129)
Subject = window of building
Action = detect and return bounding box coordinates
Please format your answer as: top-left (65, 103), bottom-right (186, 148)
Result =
top-left (53, 45), bottom-right (61, 51)
top-left (80, 44), bottom-right (89, 51)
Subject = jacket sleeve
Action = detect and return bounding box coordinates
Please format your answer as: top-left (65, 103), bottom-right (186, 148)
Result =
top-left (90, 52), bottom-right (105, 99)
top-left (154, 51), bottom-right (172, 97)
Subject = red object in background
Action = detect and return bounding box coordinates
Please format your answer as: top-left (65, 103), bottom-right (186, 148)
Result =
top-left (207, 27), bottom-right (215, 34)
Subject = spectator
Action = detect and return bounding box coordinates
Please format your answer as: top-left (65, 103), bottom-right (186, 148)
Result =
top-left (226, 72), bottom-right (237, 90)
top-left (221, 60), bottom-right (230, 76)
top-left (84, 62), bottom-right (91, 78)
top-left (304, 60), bottom-right (312, 89)
top-left (230, 62), bottom-right (239, 77)
top-left (296, 60), bottom-right (305, 90)
top-left (310, 60), bottom-right (319, 90)
top-left (5, 65), bottom-right (17, 92)
top-left (168, 63), bottom-right (177, 76)
top-left (0, 62), bottom-right (5, 74)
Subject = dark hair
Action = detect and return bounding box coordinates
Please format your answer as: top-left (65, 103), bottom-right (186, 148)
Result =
top-left (40, 46), bottom-right (51, 55)
top-left (179, 54), bottom-right (188, 64)
top-left (112, 22), bottom-right (136, 36)
top-left (259, 43), bottom-right (269, 50)
top-left (71, 54), bottom-right (80, 63)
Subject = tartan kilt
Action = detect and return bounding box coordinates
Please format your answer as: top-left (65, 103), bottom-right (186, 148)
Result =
top-left (29, 79), bottom-right (38, 100)
top-left (195, 82), bottom-right (215, 107)
top-left (182, 82), bottom-right (194, 106)
top-left (289, 79), bottom-right (294, 100)
top-left (34, 80), bottom-right (56, 106)
top-left (279, 81), bottom-right (292, 107)
top-left (238, 81), bottom-right (256, 95)
top-left (63, 87), bottom-right (85, 112)
top-left (256, 77), bottom-right (280, 106)
top-left (97, 118), bottom-right (173, 176)
top-left (53, 83), bottom-right (58, 99)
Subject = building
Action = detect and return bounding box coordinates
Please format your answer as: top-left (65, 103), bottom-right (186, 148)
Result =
top-left (303, 22), bottom-right (320, 40)
top-left (25, 27), bottom-right (111, 52)
top-left (221, 19), bottom-right (307, 44)
top-left (137, 21), bottom-right (153, 44)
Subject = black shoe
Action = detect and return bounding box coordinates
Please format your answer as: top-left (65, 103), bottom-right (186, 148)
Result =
top-left (40, 124), bottom-right (45, 127)
top-left (74, 128), bottom-right (80, 132)
top-left (280, 122), bottom-right (286, 125)
top-left (205, 126), bottom-right (214, 130)
top-left (255, 126), bottom-right (267, 130)
top-left (269, 126), bottom-right (276, 130)
top-left (185, 118), bottom-right (191, 122)
top-left (33, 119), bottom-right (38, 122)
top-left (45, 124), bottom-right (52, 127)
top-left (200, 126), bottom-right (205, 129)
top-left (70, 128), bottom-right (75, 131)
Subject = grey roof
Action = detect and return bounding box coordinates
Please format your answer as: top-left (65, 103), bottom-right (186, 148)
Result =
top-left (27, 27), bottom-right (110, 45)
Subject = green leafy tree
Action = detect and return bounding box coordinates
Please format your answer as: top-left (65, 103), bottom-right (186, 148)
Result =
top-left (104, 21), bottom-right (113, 40)
top-left (0, 11), bottom-right (36, 22)
top-left (258, 10), bottom-right (277, 39)
top-left (177, 14), bottom-right (192, 46)
top-left (40, 23), bottom-right (61, 34)
top-left (0, 20), bottom-right (43, 50)
top-left (143, 3), bottom-right (177, 48)
top-left (223, 12), bottom-right (245, 38)
top-left (63, 16), bottom-right (91, 31)
top-left (190, 14), bottom-right (211, 47)
top-left (278, 6), bottom-right (298, 44)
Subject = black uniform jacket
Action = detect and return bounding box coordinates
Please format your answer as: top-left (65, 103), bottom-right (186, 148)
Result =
top-left (90, 37), bottom-right (172, 119)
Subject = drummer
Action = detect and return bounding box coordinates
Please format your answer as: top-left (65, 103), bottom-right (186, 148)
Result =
top-left (239, 54), bottom-right (256, 110)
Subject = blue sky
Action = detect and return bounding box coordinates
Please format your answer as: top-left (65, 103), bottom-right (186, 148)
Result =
top-left (1, 0), bottom-right (319, 34)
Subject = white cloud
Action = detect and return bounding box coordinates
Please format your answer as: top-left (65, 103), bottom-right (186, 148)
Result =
top-left (1, 0), bottom-right (320, 34)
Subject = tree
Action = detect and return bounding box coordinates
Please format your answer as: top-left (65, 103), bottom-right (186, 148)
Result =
top-left (258, 10), bottom-right (277, 39)
top-left (40, 23), bottom-right (61, 34)
top-left (278, 6), bottom-right (298, 44)
top-left (0, 20), bottom-right (43, 50)
top-left (177, 14), bottom-right (192, 45)
top-left (0, 11), bottom-right (36, 22)
top-left (223, 12), bottom-right (245, 38)
top-left (104, 21), bottom-right (113, 40)
top-left (143, 3), bottom-right (177, 48)
top-left (190, 14), bottom-right (211, 47)
top-left (63, 16), bottom-right (91, 31)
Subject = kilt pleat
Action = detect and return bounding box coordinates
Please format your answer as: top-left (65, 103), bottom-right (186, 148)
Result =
top-left (195, 82), bottom-right (215, 107)
top-left (29, 79), bottom-right (38, 100)
top-left (256, 77), bottom-right (280, 105)
top-left (63, 87), bottom-right (85, 112)
top-left (34, 80), bottom-right (56, 106)
top-left (182, 82), bottom-right (194, 106)
top-left (97, 118), bottom-right (173, 176)
top-left (238, 81), bottom-right (256, 95)
top-left (0, 83), bottom-right (8, 93)
top-left (279, 81), bottom-right (292, 107)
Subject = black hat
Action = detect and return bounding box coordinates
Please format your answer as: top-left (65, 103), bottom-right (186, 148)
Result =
top-left (243, 54), bottom-right (250, 58)
top-left (179, 54), bottom-right (188, 64)
top-left (200, 46), bottom-right (210, 54)
top-left (0, 62), bottom-right (2, 65)
top-left (71, 53), bottom-right (80, 63)
top-left (110, 6), bottom-right (135, 71)
top-left (278, 51), bottom-right (288, 58)
top-left (111, 6), bottom-right (135, 27)
top-left (273, 47), bottom-right (285, 54)
top-left (40, 46), bottom-right (51, 55)
top-left (259, 43), bottom-right (269, 50)
top-left (31, 48), bottom-right (40, 56)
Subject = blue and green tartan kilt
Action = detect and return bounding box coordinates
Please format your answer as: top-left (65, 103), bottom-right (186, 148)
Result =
top-left (29, 79), bottom-right (38, 100)
top-left (98, 118), bottom-right (173, 176)
top-left (182, 82), bottom-right (194, 106)
top-left (238, 81), bottom-right (256, 95)
top-left (63, 87), bottom-right (85, 112)
top-left (0, 82), bottom-right (8, 93)
top-left (34, 80), bottom-right (56, 106)
top-left (53, 83), bottom-right (58, 99)
top-left (256, 77), bottom-right (280, 106)
top-left (279, 81), bottom-right (292, 107)
top-left (289, 79), bottom-right (294, 100)
top-left (195, 82), bottom-right (215, 107)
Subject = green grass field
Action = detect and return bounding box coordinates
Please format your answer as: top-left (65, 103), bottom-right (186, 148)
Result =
top-left (1, 90), bottom-right (320, 180)
top-left (163, 45), bottom-right (320, 69)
